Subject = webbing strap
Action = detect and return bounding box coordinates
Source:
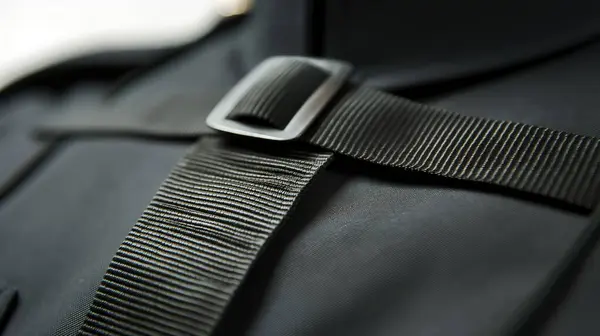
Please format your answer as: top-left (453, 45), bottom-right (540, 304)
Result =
top-left (78, 138), bottom-right (331, 335)
top-left (305, 85), bottom-right (600, 209)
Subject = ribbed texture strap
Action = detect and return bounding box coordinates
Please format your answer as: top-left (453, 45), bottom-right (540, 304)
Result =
top-left (228, 60), bottom-right (328, 129)
top-left (78, 137), bottom-right (331, 336)
top-left (307, 86), bottom-right (600, 209)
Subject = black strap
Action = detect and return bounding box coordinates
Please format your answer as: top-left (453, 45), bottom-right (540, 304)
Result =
top-left (78, 138), bottom-right (331, 335)
top-left (79, 58), bottom-right (600, 336)
top-left (305, 85), bottom-right (600, 209)
top-left (228, 61), bottom-right (329, 129)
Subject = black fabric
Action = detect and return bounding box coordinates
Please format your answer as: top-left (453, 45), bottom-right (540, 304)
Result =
top-left (0, 282), bottom-right (17, 332)
top-left (322, 0), bottom-right (600, 89)
top-left (241, 0), bottom-right (600, 90)
top-left (241, 0), bottom-right (311, 70)
top-left (79, 138), bottom-right (331, 335)
top-left (218, 171), bottom-right (587, 336)
top-left (542, 229), bottom-right (600, 336)
top-left (36, 93), bottom-right (217, 139)
top-left (513, 204), bottom-right (600, 335)
top-left (2, 10), bottom-right (600, 336)
top-left (0, 94), bottom-right (57, 201)
top-left (0, 85), bottom-right (109, 201)
top-left (0, 140), bottom-right (188, 336)
top-left (307, 85), bottom-right (600, 210)
top-left (32, 22), bottom-right (248, 141)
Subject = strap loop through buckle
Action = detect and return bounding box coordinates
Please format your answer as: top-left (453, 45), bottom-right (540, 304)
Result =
top-left (206, 56), bottom-right (352, 141)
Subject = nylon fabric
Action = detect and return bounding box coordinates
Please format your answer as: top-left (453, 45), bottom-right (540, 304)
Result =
top-left (0, 94), bottom-right (58, 202)
top-left (36, 93), bottom-right (221, 139)
top-left (78, 137), bottom-right (331, 336)
top-left (0, 281), bottom-right (17, 332)
top-left (305, 85), bottom-right (600, 210)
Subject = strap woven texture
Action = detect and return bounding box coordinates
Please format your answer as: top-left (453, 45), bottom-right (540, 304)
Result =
top-left (228, 61), bottom-right (329, 129)
top-left (305, 85), bottom-right (600, 210)
top-left (78, 137), bottom-right (331, 335)
top-left (80, 59), bottom-right (600, 336)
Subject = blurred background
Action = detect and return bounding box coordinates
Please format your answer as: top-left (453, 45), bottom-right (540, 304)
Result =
top-left (0, 0), bottom-right (250, 92)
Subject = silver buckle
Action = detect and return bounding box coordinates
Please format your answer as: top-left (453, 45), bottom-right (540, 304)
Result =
top-left (206, 56), bottom-right (352, 141)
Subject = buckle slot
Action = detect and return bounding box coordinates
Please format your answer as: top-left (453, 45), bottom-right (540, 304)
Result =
top-left (206, 56), bottom-right (352, 141)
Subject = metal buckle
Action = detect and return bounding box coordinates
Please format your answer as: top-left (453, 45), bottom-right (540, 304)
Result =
top-left (206, 56), bottom-right (352, 141)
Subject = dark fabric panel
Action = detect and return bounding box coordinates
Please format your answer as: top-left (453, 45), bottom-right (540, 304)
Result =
top-left (240, 0), bottom-right (311, 68)
top-left (427, 41), bottom-right (600, 137)
top-left (542, 241), bottom-right (600, 336)
top-left (0, 140), bottom-right (187, 336)
top-left (0, 94), bottom-right (56, 200)
top-left (219, 167), bottom-right (586, 336)
top-left (36, 93), bottom-right (215, 139)
top-left (0, 86), bottom-right (107, 200)
top-left (111, 23), bottom-right (244, 114)
top-left (0, 281), bottom-right (17, 332)
top-left (324, 0), bottom-right (600, 89)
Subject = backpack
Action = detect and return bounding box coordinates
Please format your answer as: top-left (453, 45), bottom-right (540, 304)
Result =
top-left (1, 1), bottom-right (600, 335)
